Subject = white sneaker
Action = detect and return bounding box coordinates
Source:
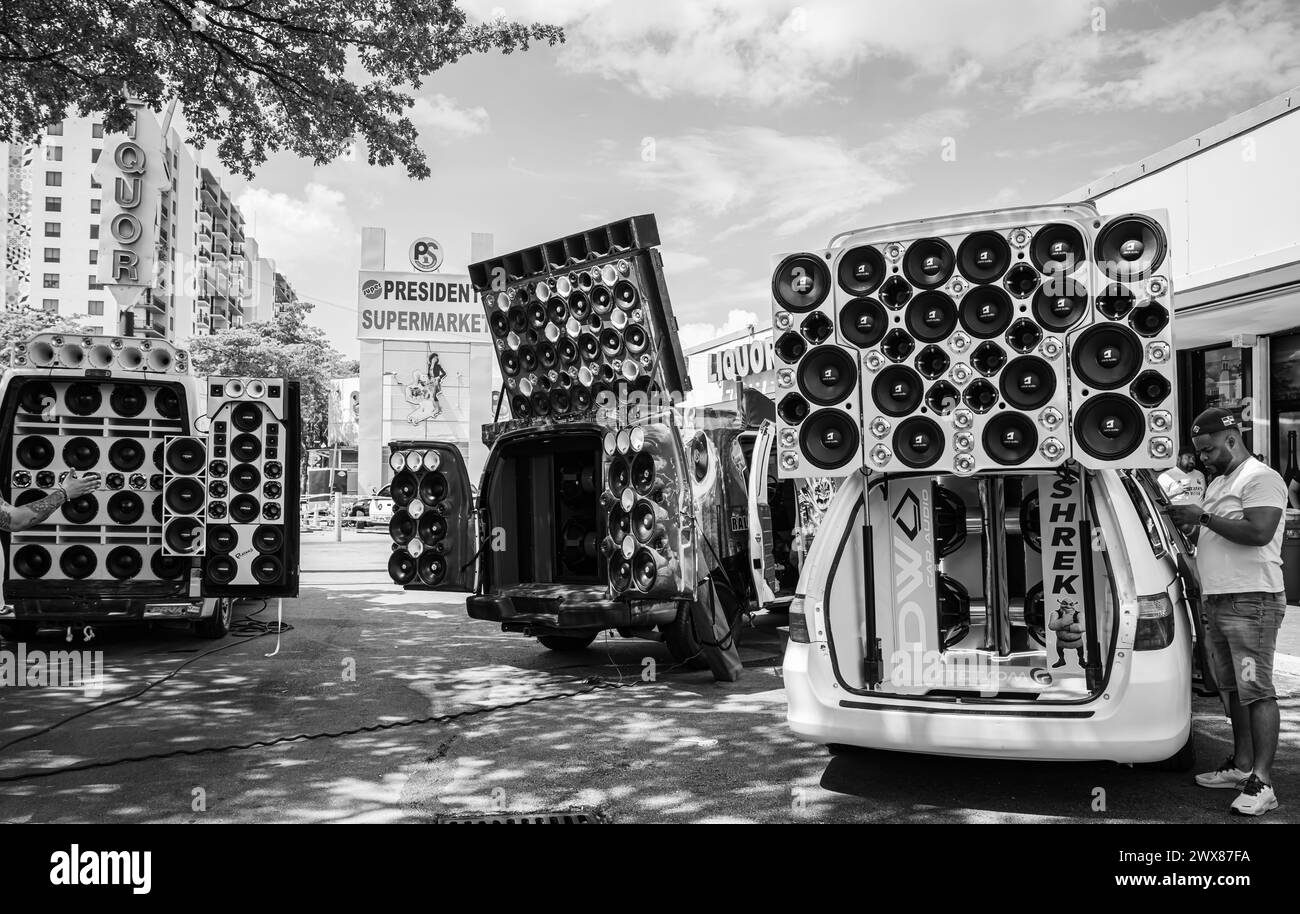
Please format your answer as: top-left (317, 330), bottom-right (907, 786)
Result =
top-left (1195, 755), bottom-right (1250, 789)
top-left (1231, 775), bottom-right (1279, 816)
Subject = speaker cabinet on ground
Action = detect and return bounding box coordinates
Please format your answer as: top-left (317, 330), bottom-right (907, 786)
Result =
top-left (470, 215), bottom-right (690, 429)
top-left (772, 203), bottom-right (1176, 478)
top-left (200, 377), bottom-right (300, 598)
top-left (384, 442), bottom-right (474, 592)
top-left (4, 376), bottom-right (188, 587)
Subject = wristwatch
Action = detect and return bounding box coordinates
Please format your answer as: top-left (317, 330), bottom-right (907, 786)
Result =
top-left (1199, 512), bottom-right (1212, 528)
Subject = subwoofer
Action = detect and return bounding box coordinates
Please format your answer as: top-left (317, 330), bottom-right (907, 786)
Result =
top-left (1095, 214), bottom-right (1166, 279)
top-left (1073, 394), bottom-right (1144, 461)
top-left (798, 410), bottom-right (859, 470)
top-left (1071, 324), bottom-right (1141, 390)
top-left (957, 231), bottom-right (1010, 284)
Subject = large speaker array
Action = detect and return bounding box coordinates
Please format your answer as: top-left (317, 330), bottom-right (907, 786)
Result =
top-left (5, 333), bottom-right (190, 375)
top-left (385, 443), bottom-right (473, 591)
top-left (201, 377), bottom-right (300, 598)
top-left (600, 423), bottom-right (688, 599)
top-left (771, 204), bottom-right (1177, 478)
top-left (5, 376), bottom-right (189, 587)
top-left (468, 215), bottom-right (691, 427)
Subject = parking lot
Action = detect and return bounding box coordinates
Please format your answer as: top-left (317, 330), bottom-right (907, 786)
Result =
top-left (1, 529), bottom-right (1298, 824)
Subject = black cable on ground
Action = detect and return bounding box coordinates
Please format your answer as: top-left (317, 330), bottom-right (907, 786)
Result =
top-left (0, 676), bottom-right (643, 784)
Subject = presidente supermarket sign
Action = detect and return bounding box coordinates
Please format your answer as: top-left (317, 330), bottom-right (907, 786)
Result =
top-left (356, 271), bottom-right (488, 341)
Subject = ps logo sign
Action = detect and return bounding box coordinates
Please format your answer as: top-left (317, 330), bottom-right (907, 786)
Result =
top-left (409, 237), bottom-right (443, 273)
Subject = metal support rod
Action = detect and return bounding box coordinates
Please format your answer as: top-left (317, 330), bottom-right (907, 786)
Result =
top-left (979, 477), bottom-right (1012, 656)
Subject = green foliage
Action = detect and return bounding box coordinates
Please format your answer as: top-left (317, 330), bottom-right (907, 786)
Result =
top-left (0, 306), bottom-right (88, 352)
top-left (0, 0), bottom-right (564, 179)
top-left (188, 300), bottom-right (350, 448)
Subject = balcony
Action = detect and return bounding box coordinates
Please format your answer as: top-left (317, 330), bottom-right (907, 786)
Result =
top-left (211, 313), bottom-right (229, 331)
top-left (197, 210), bottom-right (213, 230)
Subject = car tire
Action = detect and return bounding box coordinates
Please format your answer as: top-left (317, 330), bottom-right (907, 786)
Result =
top-left (0, 622), bottom-right (39, 643)
top-left (194, 598), bottom-right (233, 639)
top-left (537, 634), bottom-right (598, 652)
top-left (1144, 733), bottom-right (1196, 772)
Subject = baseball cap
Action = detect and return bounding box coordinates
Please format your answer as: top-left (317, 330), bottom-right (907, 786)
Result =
top-left (1190, 407), bottom-right (1240, 436)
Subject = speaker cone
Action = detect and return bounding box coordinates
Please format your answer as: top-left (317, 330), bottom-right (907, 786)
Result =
top-left (151, 550), bottom-right (187, 580)
top-left (1072, 324), bottom-right (1141, 390)
top-left (60, 494), bottom-right (98, 524)
top-left (510, 395), bottom-right (532, 418)
top-left (418, 512), bottom-right (447, 545)
top-left (1003, 263), bottom-right (1039, 299)
top-left (631, 452), bottom-right (657, 496)
top-left (837, 245), bottom-right (886, 296)
top-left (1130, 301), bottom-right (1169, 337)
top-left (229, 494), bottom-right (259, 524)
top-left (599, 328), bottom-right (623, 359)
top-left (608, 455), bottom-right (630, 494)
top-left (904, 292), bottom-right (958, 343)
top-left (632, 548), bottom-right (661, 593)
top-left (609, 553), bottom-right (632, 592)
top-left (903, 237), bottom-right (955, 289)
top-left (208, 524), bottom-right (238, 554)
top-left (109, 385), bottom-right (147, 417)
top-left (957, 231), bottom-right (1011, 283)
top-left (569, 291), bottom-right (591, 320)
top-left (388, 550), bottom-right (417, 585)
top-left (1074, 394), bottom-right (1144, 460)
top-left (915, 345), bottom-right (950, 380)
top-left (1096, 284), bottom-right (1135, 319)
top-left (925, 381), bottom-right (960, 416)
top-left (165, 516), bottom-right (202, 553)
top-left (775, 330), bottom-right (807, 364)
top-left (231, 434), bottom-right (262, 462)
top-left (538, 341), bottom-right (558, 369)
top-left (419, 471), bottom-right (448, 505)
top-left (963, 378), bottom-right (999, 413)
top-left (839, 298), bottom-right (887, 348)
top-left (417, 551), bottom-right (447, 586)
top-left (107, 491), bottom-right (144, 524)
top-left (206, 556), bottom-right (238, 585)
top-left (490, 311), bottom-right (509, 337)
top-left (778, 393), bottom-right (809, 425)
top-left (613, 280), bottom-right (638, 310)
top-left (530, 391), bottom-right (551, 417)
top-left (231, 402), bottom-right (262, 433)
top-left (13, 544), bottom-right (51, 579)
top-left (801, 311), bottom-right (833, 345)
top-left (106, 438), bottom-right (144, 472)
top-left (165, 477), bottom-right (204, 515)
top-left (18, 380), bottom-right (55, 415)
top-left (934, 486), bottom-right (967, 558)
top-left (65, 382), bottom-right (103, 416)
top-left (252, 555), bottom-right (282, 585)
top-left (773, 253), bottom-right (831, 312)
top-left (1095, 214), bottom-right (1166, 279)
top-left (879, 276), bottom-right (912, 310)
top-left (60, 545), bottom-right (97, 579)
top-left (960, 286), bottom-right (1013, 338)
top-left (229, 463), bottom-right (261, 493)
top-left (873, 365), bottom-right (923, 416)
top-left (591, 286), bottom-right (613, 315)
top-left (983, 413), bottom-right (1037, 465)
top-left (1000, 356), bottom-right (1056, 410)
top-left (62, 436), bottom-right (99, 471)
top-left (1131, 370), bottom-right (1172, 407)
top-left (166, 438), bottom-right (206, 474)
top-left (106, 545), bottom-right (142, 581)
top-left (797, 346), bottom-right (857, 406)
top-left (970, 341), bottom-right (1006, 377)
top-left (938, 573), bottom-right (973, 649)
top-left (881, 329), bottom-right (915, 362)
top-left (548, 297), bottom-right (568, 325)
top-left (893, 416), bottom-right (945, 468)
top-left (1020, 491), bottom-right (1042, 552)
top-left (155, 387), bottom-right (181, 419)
top-left (1030, 223), bottom-right (1086, 274)
top-left (16, 488), bottom-right (47, 506)
top-left (16, 435), bottom-right (54, 469)
top-left (1032, 278), bottom-right (1088, 331)
top-left (559, 337), bottom-right (581, 365)
top-left (507, 305), bottom-right (528, 334)
top-left (799, 410), bottom-right (860, 470)
top-left (501, 351), bottom-right (521, 377)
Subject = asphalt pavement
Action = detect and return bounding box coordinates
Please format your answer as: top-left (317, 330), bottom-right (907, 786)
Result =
top-left (0, 528), bottom-right (1297, 824)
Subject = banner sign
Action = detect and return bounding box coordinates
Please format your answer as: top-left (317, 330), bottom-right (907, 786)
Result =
top-left (357, 271), bottom-right (487, 341)
top-left (1038, 474), bottom-right (1088, 677)
top-left (95, 104), bottom-right (170, 310)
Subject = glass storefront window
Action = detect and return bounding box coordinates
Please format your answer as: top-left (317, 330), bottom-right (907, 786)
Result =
top-left (1270, 329), bottom-right (1300, 493)
top-left (1178, 345), bottom-right (1253, 451)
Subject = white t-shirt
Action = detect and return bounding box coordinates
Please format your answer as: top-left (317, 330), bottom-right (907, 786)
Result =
top-left (1159, 466), bottom-right (1206, 503)
top-left (1199, 457), bottom-right (1287, 595)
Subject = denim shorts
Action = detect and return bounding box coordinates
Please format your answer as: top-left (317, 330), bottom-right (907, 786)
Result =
top-left (1203, 591), bottom-right (1286, 705)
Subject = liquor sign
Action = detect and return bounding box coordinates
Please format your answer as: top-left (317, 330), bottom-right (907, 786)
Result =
top-left (94, 103), bottom-right (170, 311)
top-left (707, 338), bottom-right (775, 383)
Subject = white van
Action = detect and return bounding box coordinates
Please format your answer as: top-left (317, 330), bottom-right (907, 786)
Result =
top-left (779, 458), bottom-right (1217, 768)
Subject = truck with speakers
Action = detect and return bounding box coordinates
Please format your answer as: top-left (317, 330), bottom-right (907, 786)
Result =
top-left (0, 333), bottom-right (302, 641)
top-left (774, 203), bottom-right (1218, 766)
top-left (381, 215), bottom-right (827, 680)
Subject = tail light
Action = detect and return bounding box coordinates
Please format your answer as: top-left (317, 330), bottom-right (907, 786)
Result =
top-left (788, 596), bottom-right (811, 643)
top-left (1134, 592), bottom-right (1175, 650)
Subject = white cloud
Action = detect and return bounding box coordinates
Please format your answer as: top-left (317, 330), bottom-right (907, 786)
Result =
top-left (678, 309), bottom-right (764, 350)
top-left (409, 93), bottom-right (490, 140)
top-left (237, 183), bottom-right (354, 268)
top-left (660, 249), bottom-right (710, 274)
top-left (624, 110), bottom-right (967, 239)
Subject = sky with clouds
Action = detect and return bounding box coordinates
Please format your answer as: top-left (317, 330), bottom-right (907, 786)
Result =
top-left (212, 0), bottom-right (1300, 358)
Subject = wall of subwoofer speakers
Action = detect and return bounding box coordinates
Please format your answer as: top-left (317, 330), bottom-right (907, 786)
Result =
top-left (385, 442), bottom-right (473, 591)
top-left (201, 377), bottom-right (301, 597)
top-left (6, 333), bottom-right (190, 375)
top-left (3, 376), bottom-right (189, 591)
top-left (771, 204), bottom-right (1177, 478)
top-left (470, 215), bottom-right (690, 430)
top-left (600, 423), bottom-right (690, 599)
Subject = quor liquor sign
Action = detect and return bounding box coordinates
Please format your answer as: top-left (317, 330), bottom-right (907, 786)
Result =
top-left (94, 102), bottom-right (170, 311)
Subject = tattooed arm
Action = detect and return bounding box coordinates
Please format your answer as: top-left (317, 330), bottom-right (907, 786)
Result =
top-left (0, 488), bottom-right (69, 532)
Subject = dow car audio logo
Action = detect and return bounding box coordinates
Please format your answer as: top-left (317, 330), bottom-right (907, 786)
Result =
top-left (891, 489), bottom-right (922, 540)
